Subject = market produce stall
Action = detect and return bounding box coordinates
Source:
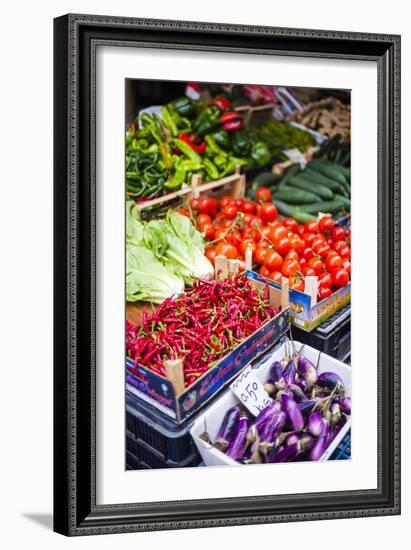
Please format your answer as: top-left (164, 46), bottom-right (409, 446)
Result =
top-left (124, 81), bottom-right (351, 469)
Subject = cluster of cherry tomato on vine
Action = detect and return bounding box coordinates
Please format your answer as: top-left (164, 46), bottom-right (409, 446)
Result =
top-left (177, 186), bottom-right (351, 300)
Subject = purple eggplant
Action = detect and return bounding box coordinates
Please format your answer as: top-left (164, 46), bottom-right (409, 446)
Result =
top-left (270, 361), bottom-right (285, 385)
top-left (341, 396), bottom-right (351, 415)
top-left (307, 410), bottom-right (326, 436)
top-left (255, 400), bottom-right (281, 436)
top-left (269, 443), bottom-right (299, 463)
top-left (282, 359), bottom-right (296, 386)
top-left (309, 426), bottom-right (330, 461)
top-left (317, 371), bottom-right (344, 391)
top-left (297, 356), bottom-right (318, 387)
top-left (295, 378), bottom-right (308, 393)
top-left (298, 399), bottom-right (316, 416)
top-left (215, 406), bottom-right (240, 451)
top-left (284, 433), bottom-right (299, 446)
top-left (259, 410), bottom-right (287, 456)
top-left (288, 383), bottom-right (308, 403)
top-left (226, 416), bottom-right (251, 461)
top-left (329, 401), bottom-right (342, 426)
top-left (281, 393), bottom-right (304, 431)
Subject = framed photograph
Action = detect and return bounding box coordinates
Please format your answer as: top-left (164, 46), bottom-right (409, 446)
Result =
top-left (53, 14), bottom-right (401, 536)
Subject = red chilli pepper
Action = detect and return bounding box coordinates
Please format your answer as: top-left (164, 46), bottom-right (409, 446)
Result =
top-left (178, 133), bottom-right (206, 155)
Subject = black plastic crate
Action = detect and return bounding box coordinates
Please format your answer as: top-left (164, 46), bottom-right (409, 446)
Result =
top-left (291, 305), bottom-right (351, 362)
top-left (126, 393), bottom-right (201, 469)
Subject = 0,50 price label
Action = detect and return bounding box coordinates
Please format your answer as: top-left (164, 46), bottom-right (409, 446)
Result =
top-left (230, 366), bottom-right (272, 416)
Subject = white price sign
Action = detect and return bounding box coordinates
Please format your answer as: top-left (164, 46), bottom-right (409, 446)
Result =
top-left (284, 148), bottom-right (307, 168)
top-left (230, 366), bottom-right (272, 416)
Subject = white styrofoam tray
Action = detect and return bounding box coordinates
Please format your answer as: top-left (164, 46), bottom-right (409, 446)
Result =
top-left (191, 341), bottom-right (351, 467)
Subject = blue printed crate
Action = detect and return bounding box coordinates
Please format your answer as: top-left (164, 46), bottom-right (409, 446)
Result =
top-left (126, 271), bottom-right (290, 424)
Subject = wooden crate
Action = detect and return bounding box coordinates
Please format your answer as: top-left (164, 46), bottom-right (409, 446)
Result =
top-left (135, 167), bottom-right (245, 218)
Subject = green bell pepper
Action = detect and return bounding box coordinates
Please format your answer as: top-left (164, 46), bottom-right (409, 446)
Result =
top-left (251, 141), bottom-right (271, 166)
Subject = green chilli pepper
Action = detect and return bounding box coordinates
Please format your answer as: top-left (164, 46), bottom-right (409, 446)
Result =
top-left (161, 105), bottom-right (178, 137)
top-left (203, 158), bottom-right (220, 180)
top-left (173, 138), bottom-right (202, 164)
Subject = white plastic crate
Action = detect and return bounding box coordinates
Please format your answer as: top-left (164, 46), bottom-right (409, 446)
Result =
top-left (191, 341), bottom-right (351, 467)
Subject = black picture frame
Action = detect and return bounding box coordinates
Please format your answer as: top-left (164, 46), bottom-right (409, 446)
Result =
top-left (53, 14), bottom-right (401, 536)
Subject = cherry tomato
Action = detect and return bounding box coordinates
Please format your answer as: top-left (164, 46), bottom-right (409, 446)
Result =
top-left (223, 204), bottom-right (237, 220)
top-left (221, 219), bottom-right (233, 229)
top-left (242, 227), bottom-right (258, 241)
top-left (275, 237), bottom-right (292, 256)
top-left (308, 257), bottom-right (325, 275)
top-left (242, 213), bottom-right (253, 225)
top-left (304, 221), bottom-right (319, 233)
top-left (264, 250), bottom-right (283, 271)
top-left (214, 226), bottom-right (227, 241)
top-left (226, 230), bottom-right (242, 250)
top-left (299, 257), bottom-right (307, 268)
top-left (240, 199), bottom-right (256, 214)
top-left (302, 232), bottom-right (316, 247)
top-left (318, 272), bottom-right (333, 289)
top-left (282, 259), bottom-right (300, 278)
top-left (316, 244), bottom-right (331, 259)
top-left (302, 247), bottom-right (314, 261)
top-left (260, 265), bottom-right (271, 277)
top-left (283, 218), bottom-right (299, 233)
top-left (285, 249), bottom-right (299, 262)
top-left (269, 225), bottom-right (288, 243)
top-left (331, 267), bottom-right (350, 288)
top-left (255, 187), bottom-right (272, 202)
top-left (332, 226), bottom-right (345, 241)
top-left (197, 213), bottom-right (212, 226)
top-left (343, 260), bottom-right (351, 274)
top-left (260, 226), bottom-right (272, 240)
top-left (339, 245), bottom-right (351, 259)
top-left (325, 253), bottom-right (343, 272)
top-left (303, 267), bottom-right (317, 277)
top-left (256, 204), bottom-right (262, 217)
top-left (220, 195), bottom-right (235, 208)
top-left (319, 215), bottom-right (335, 235)
top-left (200, 223), bottom-right (215, 240)
top-left (270, 271), bottom-right (283, 284)
top-left (255, 246), bottom-right (268, 265)
top-left (190, 198), bottom-right (199, 211)
top-left (215, 241), bottom-right (239, 259)
top-left (290, 235), bottom-right (304, 252)
top-left (332, 240), bottom-right (345, 253)
top-left (205, 245), bottom-right (216, 264)
top-left (198, 197), bottom-right (217, 215)
top-left (296, 224), bottom-right (305, 236)
top-left (257, 239), bottom-right (269, 249)
top-left (176, 207), bottom-right (189, 215)
top-left (237, 260), bottom-right (246, 272)
top-left (260, 202), bottom-right (278, 223)
top-left (318, 287), bottom-right (332, 300)
top-left (240, 239), bottom-right (257, 256)
top-left (248, 215), bottom-right (263, 231)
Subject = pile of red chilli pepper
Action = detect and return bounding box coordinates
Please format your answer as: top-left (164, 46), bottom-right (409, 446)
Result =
top-left (126, 273), bottom-right (280, 387)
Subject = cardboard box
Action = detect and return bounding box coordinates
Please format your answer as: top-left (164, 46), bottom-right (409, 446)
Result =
top-left (248, 270), bottom-right (350, 332)
top-left (191, 341), bottom-right (351, 467)
top-left (126, 273), bottom-right (290, 424)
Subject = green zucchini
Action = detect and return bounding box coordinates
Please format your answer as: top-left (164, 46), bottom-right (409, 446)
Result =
top-left (303, 168), bottom-right (347, 196)
top-left (299, 199), bottom-right (344, 215)
top-left (273, 187), bottom-right (322, 204)
top-left (288, 175), bottom-right (334, 201)
top-left (321, 160), bottom-right (351, 180)
top-left (253, 172), bottom-right (281, 187)
top-left (308, 160), bottom-right (349, 187)
top-left (292, 210), bottom-right (317, 223)
top-left (278, 163), bottom-right (300, 188)
top-left (271, 199), bottom-right (297, 218)
top-left (334, 194), bottom-right (351, 210)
